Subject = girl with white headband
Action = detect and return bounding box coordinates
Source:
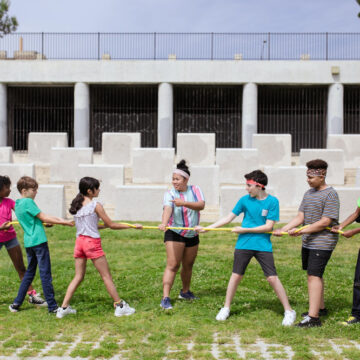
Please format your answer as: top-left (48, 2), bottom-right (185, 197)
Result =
top-left (158, 159), bottom-right (205, 310)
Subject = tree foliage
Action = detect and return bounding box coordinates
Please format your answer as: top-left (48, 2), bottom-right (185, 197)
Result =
top-left (0, 0), bottom-right (17, 37)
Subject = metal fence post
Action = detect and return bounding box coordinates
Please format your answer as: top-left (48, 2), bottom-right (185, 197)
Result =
top-left (326, 32), bottom-right (328, 60)
top-left (41, 32), bottom-right (44, 60)
top-left (211, 32), bottom-right (214, 60)
top-left (154, 32), bottom-right (156, 60)
top-left (98, 32), bottom-right (100, 60)
top-left (268, 32), bottom-right (271, 60)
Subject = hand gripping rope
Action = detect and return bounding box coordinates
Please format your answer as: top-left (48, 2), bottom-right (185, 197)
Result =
top-left (5, 221), bottom-right (344, 235)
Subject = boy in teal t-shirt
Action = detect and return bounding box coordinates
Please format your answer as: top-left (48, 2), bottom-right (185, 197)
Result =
top-left (9, 176), bottom-right (73, 314)
top-left (196, 170), bottom-right (296, 326)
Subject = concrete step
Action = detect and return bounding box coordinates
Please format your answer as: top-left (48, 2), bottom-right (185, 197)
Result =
top-left (345, 168), bottom-right (357, 186)
top-left (279, 207), bottom-right (299, 223)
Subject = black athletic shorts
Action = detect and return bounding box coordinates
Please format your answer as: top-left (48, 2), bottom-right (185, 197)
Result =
top-left (302, 247), bottom-right (333, 278)
top-left (232, 249), bottom-right (277, 277)
top-left (164, 230), bottom-right (199, 248)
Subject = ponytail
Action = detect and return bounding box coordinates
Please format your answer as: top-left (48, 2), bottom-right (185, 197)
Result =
top-left (69, 193), bottom-right (85, 215)
top-left (69, 177), bottom-right (100, 215)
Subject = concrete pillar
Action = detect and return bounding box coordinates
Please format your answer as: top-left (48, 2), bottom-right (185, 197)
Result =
top-left (158, 83), bottom-right (173, 148)
top-left (0, 84), bottom-right (7, 147)
top-left (74, 82), bottom-right (90, 147)
top-left (327, 83), bottom-right (344, 135)
top-left (242, 83), bottom-right (257, 148)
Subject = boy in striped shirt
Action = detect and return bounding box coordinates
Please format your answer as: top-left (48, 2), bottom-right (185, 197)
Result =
top-left (274, 159), bottom-right (339, 327)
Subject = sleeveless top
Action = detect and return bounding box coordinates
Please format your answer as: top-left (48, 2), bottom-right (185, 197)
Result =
top-left (73, 200), bottom-right (100, 238)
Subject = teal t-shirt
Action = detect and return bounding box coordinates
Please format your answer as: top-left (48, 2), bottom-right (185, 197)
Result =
top-left (232, 194), bottom-right (279, 252)
top-left (15, 198), bottom-right (47, 248)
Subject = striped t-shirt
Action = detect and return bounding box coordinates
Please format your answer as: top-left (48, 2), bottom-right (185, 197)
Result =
top-left (299, 186), bottom-right (339, 250)
top-left (163, 185), bottom-right (205, 238)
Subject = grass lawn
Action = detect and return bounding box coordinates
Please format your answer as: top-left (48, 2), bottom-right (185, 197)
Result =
top-left (0, 223), bottom-right (360, 359)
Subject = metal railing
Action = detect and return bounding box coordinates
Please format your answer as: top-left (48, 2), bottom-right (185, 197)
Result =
top-left (0, 32), bottom-right (360, 60)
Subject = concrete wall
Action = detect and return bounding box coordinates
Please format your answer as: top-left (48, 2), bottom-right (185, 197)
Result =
top-left (0, 164), bottom-right (35, 185)
top-left (28, 132), bottom-right (68, 164)
top-left (216, 148), bottom-right (259, 184)
top-left (334, 187), bottom-right (360, 222)
top-left (0, 61), bottom-right (359, 84)
top-left (10, 184), bottom-right (66, 218)
top-left (115, 185), bottom-right (167, 221)
top-left (50, 148), bottom-right (93, 182)
top-left (299, 149), bottom-right (345, 185)
top-left (77, 164), bottom-right (124, 205)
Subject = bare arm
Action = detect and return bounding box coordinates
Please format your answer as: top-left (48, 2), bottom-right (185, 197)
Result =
top-left (272, 211), bottom-right (304, 236)
top-left (342, 227), bottom-right (360, 238)
top-left (295, 216), bottom-right (332, 235)
top-left (158, 206), bottom-right (173, 231)
top-left (334, 206), bottom-right (360, 231)
top-left (36, 212), bottom-right (73, 227)
top-left (195, 212), bottom-right (237, 233)
top-left (95, 204), bottom-right (142, 230)
top-left (232, 219), bottom-right (275, 234)
top-left (171, 198), bottom-right (205, 211)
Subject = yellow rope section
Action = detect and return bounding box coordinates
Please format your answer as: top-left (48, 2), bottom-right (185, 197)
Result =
top-left (6, 221), bottom-right (344, 235)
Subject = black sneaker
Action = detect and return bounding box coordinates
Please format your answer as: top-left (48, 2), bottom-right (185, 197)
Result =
top-left (9, 304), bottom-right (20, 313)
top-left (341, 316), bottom-right (360, 325)
top-left (301, 308), bottom-right (328, 317)
top-left (296, 315), bottom-right (322, 328)
top-left (28, 291), bottom-right (48, 307)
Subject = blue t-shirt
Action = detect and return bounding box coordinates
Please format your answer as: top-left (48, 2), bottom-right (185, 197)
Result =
top-left (232, 194), bottom-right (279, 252)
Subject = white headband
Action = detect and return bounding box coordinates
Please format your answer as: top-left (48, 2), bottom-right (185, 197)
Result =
top-left (173, 169), bottom-right (190, 179)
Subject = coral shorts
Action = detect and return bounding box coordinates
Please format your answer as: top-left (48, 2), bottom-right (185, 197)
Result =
top-left (74, 235), bottom-right (105, 259)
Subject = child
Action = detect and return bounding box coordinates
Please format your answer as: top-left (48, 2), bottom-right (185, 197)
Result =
top-left (196, 170), bottom-right (296, 326)
top-left (56, 177), bottom-right (142, 318)
top-left (9, 176), bottom-right (74, 313)
top-left (0, 175), bottom-right (47, 306)
top-left (331, 198), bottom-right (360, 325)
top-left (273, 159), bottom-right (339, 328)
top-left (158, 159), bottom-right (205, 310)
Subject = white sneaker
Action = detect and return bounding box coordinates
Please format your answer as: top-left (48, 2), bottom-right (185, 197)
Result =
top-left (216, 307), bottom-right (230, 321)
top-left (114, 300), bottom-right (135, 317)
top-left (282, 309), bottom-right (296, 326)
top-left (56, 306), bottom-right (77, 319)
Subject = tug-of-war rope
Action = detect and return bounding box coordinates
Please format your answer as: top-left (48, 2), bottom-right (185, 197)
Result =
top-left (6, 221), bottom-right (344, 235)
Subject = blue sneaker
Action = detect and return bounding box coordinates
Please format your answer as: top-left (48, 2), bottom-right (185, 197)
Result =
top-left (160, 297), bottom-right (173, 310)
top-left (178, 290), bottom-right (198, 300)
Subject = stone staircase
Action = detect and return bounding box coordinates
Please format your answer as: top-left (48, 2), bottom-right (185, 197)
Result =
top-left (12, 153), bottom-right (359, 223)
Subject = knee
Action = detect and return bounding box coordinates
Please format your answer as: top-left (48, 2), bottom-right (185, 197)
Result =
top-left (308, 275), bottom-right (321, 283)
top-left (74, 275), bottom-right (85, 284)
top-left (167, 263), bottom-right (180, 273)
top-left (182, 261), bottom-right (195, 271)
top-left (266, 276), bottom-right (278, 285)
top-left (231, 273), bottom-right (243, 283)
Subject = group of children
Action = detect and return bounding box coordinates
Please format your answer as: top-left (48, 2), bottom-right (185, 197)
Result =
top-left (2, 175), bottom-right (142, 318)
top-left (1, 157), bottom-right (360, 327)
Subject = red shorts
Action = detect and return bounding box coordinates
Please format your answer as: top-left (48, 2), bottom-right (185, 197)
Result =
top-left (74, 235), bottom-right (105, 259)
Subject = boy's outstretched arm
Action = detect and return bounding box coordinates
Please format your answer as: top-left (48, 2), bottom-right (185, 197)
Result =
top-left (195, 212), bottom-right (237, 233)
top-left (232, 219), bottom-right (275, 234)
top-left (36, 212), bottom-right (74, 227)
top-left (272, 211), bottom-right (304, 236)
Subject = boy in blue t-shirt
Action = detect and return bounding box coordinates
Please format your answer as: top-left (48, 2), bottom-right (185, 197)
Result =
top-left (196, 170), bottom-right (296, 326)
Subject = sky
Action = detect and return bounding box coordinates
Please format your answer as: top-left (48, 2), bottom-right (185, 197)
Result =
top-left (9, 0), bottom-right (360, 33)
